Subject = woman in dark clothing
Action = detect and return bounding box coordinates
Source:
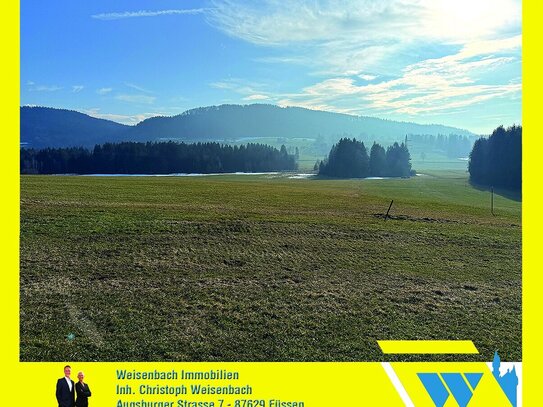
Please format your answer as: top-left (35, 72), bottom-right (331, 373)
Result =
top-left (75, 371), bottom-right (92, 407)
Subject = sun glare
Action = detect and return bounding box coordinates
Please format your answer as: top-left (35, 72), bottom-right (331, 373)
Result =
top-left (426, 0), bottom-right (520, 41)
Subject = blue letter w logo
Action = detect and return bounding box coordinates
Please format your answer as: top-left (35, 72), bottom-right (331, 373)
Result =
top-left (418, 372), bottom-right (483, 407)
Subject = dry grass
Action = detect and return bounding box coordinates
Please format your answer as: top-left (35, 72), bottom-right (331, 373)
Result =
top-left (20, 172), bottom-right (521, 361)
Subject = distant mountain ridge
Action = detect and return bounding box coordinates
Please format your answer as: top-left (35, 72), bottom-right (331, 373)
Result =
top-left (21, 106), bottom-right (130, 148)
top-left (21, 104), bottom-right (477, 149)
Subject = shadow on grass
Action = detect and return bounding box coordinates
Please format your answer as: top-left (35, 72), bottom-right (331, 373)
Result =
top-left (470, 182), bottom-right (522, 202)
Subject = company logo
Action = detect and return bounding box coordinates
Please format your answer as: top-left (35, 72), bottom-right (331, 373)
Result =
top-left (378, 341), bottom-right (520, 407)
top-left (417, 372), bottom-right (483, 407)
top-left (491, 351), bottom-right (519, 407)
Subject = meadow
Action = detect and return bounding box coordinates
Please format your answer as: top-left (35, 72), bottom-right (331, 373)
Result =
top-left (20, 170), bottom-right (521, 361)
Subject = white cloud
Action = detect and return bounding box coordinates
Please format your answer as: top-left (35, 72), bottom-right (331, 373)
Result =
top-left (29, 84), bottom-right (62, 92)
top-left (277, 36), bottom-right (521, 117)
top-left (359, 74), bottom-right (377, 81)
top-left (97, 87), bottom-right (113, 95)
top-left (82, 108), bottom-right (158, 125)
top-left (208, 0), bottom-right (520, 46)
top-left (209, 81), bottom-right (233, 90)
top-left (207, 0), bottom-right (521, 77)
top-left (125, 83), bottom-right (153, 94)
top-left (72, 85), bottom-right (84, 93)
top-left (207, 32), bottom-right (520, 125)
top-left (208, 1), bottom-right (417, 46)
top-left (116, 94), bottom-right (156, 104)
top-left (244, 94), bottom-right (270, 101)
top-left (254, 55), bottom-right (311, 65)
top-left (92, 9), bottom-right (206, 21)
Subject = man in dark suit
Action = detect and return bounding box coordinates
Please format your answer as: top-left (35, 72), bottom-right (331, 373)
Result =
top-left (56, 365), bottom-right (75, 407)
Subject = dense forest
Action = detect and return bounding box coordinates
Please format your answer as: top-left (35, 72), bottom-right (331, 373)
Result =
top-left (318, 138), bottom-right (412, 178)
top-left (20, 141), bottom-right (297, 174)
top-left (468, 125), bottom-right (522, 190)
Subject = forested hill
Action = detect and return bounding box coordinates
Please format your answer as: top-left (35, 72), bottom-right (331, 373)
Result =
top-left (21, 104), bottom-right (476, 149)
top-left (21, 106), bottom-right (130, 148)
top-left (132, 104), bottom-right (476, 141)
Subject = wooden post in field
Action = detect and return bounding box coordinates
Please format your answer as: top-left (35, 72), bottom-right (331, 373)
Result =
top-left (491, 187), bottom-right (495, 216)
top-left (385, 200), bottom-right (394, 221)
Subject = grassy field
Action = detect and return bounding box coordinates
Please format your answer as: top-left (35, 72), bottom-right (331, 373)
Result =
top-left (20, 171), bottom-right (521, 362)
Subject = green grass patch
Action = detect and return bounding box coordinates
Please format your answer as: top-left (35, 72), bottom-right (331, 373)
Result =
top-left (20, 172), bottom-right (521, 361)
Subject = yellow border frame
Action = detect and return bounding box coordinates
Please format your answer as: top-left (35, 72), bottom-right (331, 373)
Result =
top-left (3, 1), bottom-right (538, 405)
top-left (522, 0), bottom-right (538, 405)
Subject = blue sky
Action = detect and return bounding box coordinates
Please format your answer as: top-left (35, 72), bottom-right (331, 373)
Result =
top-left (21, 0), bottom-right (521, 134)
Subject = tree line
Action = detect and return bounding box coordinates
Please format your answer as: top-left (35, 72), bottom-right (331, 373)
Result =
top-left (20, 141), bottom-right (298, 174)
top-left (468, 125), bottom-right (521, 190)
top-left (316, 138), bottom-right (413, 178)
